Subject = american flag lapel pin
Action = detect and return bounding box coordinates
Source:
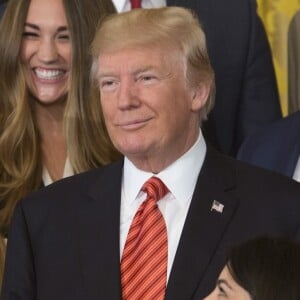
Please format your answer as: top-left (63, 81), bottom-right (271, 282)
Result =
top-left (211, 200), bottom-right (224, 213)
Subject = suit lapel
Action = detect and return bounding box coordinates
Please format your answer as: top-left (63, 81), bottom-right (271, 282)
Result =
top-left (166, 147), bottom-right (239, 299)
top-left (75, 149), bottom-right (239, 299)
top-left (76, 161), bottom-right (124, 300)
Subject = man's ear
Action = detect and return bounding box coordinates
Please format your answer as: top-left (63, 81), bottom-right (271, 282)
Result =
top-left (191, 82), bottom-right (211, 112)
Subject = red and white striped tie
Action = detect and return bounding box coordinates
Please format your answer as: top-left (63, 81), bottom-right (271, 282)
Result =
top-left (121, 177), bottom-right (169, 300)
top-left (130, 0), bottom-right (142, 9)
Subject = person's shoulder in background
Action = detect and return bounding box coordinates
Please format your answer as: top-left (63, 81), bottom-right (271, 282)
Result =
top-left (168, 0), bottom-right (282, 156)
top-left (237, 111), bottom-right (300, 177)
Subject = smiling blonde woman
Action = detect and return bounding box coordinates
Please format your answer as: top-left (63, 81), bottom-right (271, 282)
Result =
top-left (0, 0), bottom-right (119, 284)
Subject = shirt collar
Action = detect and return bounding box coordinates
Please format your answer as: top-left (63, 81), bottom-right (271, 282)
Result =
top-left (123, 130), bottom-right (206, 205)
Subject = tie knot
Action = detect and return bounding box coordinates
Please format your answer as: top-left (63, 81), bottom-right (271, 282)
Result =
top-left (141, 177), bottom-right (169, 202)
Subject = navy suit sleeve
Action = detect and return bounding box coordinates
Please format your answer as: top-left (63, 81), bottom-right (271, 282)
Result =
top-left (237, 112), bottom-right (300, 177)
top-left (235, 0), bottom-right (282, 149)
top-left (1, 202), bottom-right (36, 300)
top-left (237, 127), bottom-right (283, 173)
top-left (236, 130), bottom-right (266, 166)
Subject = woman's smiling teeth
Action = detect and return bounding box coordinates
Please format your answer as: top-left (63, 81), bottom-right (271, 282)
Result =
top-left (34, 68), bottom-right (65, 80)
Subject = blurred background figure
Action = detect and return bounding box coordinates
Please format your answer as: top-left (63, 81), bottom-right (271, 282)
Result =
top-left (111, 0), bottom-right (282, 157)
top-left (204, 236), bottom-right (300, 300)
top-left (257, 0), bottom-right (300, 115)
top-left (0, 0), bottom-right (118, 284)
top-left (237, 110), bottom-right (300, 181)
top-left (288, 10), bottom-right (300, 114)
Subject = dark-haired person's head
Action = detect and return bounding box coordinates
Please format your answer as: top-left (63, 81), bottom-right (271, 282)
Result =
top-left (204, 236), bottom-right (300, 300)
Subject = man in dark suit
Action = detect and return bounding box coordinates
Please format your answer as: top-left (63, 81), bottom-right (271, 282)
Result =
top-left (238, 111), bottom-right (300, 181)
top-left (113, 0), bottom-right (282, 156)
top-left (169, 0), bottom-right (282, 156)
top-left (2, 7), bottom-right (299, 300)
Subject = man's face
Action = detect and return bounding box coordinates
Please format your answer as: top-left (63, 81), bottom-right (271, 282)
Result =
top-left (97, 46), bottom-right (208, 171)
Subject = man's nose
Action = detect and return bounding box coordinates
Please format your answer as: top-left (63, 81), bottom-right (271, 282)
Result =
top-left (117, 79), bottom-right (141, 110)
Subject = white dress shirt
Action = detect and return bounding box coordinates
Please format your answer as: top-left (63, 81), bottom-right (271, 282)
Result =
top-left (292, 156), bottom-right (300, 182)
top-left (112, 0), bottom-right (166, 12)
top-left (120, 130), bottom-right (206, 281)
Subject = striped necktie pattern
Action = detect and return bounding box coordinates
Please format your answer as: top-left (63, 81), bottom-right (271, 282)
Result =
top-left (121, 176), bottom-right (169, 299)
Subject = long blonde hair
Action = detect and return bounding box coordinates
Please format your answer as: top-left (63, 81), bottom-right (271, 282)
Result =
top-left (0, 0), bottom-right (120, 237)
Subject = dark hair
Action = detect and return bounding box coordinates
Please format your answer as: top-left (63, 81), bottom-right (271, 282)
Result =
top-left (227, 236), bottom-right (300, 300)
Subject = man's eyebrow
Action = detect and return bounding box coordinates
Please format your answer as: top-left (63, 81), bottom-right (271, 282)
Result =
top-left (98, 66), bottom-right (156, 77)
top-left (98, 72), bottom-right (117, 78)
top-left (133, 66), bottom-right (156, 75)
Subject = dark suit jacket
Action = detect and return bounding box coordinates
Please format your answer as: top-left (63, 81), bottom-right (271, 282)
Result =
top-left (167, 0), bottom-right (282, 156)
top-left (238, 111), bottom-right (300, 178)
top-left (2, 147), bottom-right (300, 300)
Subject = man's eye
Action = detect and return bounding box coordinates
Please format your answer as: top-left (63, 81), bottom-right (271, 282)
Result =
top-left (100, 80), bottom-right (118, 91)
top-left (142, 76), bottom-right (154, 80)
top-left (138, 75), bottom-right (157, 84)
top-left (102, 81), bottom-right (114, 86)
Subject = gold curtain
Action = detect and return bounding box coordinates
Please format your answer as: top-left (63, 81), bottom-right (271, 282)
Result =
top-left (257, 0), bottom-right (300, 115)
